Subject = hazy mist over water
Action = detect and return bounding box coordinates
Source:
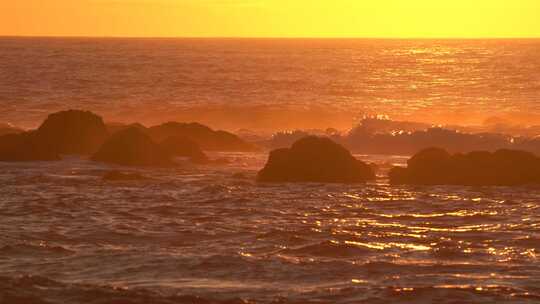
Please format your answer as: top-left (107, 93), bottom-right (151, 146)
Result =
top-left (1, 38), bottom-right (540, 130)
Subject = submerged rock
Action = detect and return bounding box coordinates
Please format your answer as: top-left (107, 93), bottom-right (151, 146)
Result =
top-left (0, 132), bottom-right (59, 161)
top-left (389, 147), bottom-right (540, 186)
top-left (102, 171), bottom-right (148, 181)
top-left (92, 128), bottom-right (173, 167)
top-left (148, 122), bottom-right (256, 152)
top-left (36, 110), bottom-right (109, 155)
top-left (257, 136), bottom-right (375, 183)
top-left (159, 136), bottom-right (209, 164)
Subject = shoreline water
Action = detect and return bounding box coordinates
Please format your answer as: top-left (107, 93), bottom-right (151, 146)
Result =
top-left (1, 153), bottom-right (539, 303)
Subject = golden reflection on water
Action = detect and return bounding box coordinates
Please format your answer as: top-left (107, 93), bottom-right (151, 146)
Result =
top-left (344, 240), bottom-right (431, 251)
top-left (376, 210), bottom-right (499, 218)
top-left (285, 187), bottom-right (540, 267)
top-left (395, 287), bottom-right (415, 292)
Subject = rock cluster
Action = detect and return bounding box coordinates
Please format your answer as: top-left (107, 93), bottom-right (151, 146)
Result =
top-left (390, 147), bottom-right (540, 186)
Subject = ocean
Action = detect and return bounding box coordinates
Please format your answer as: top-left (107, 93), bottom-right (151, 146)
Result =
top-left (0, 154), bottom-right (539, 303)
top-left (1, 38), bottom-right (540, 130)
top-left (1, 38), bottom-right (540, 303)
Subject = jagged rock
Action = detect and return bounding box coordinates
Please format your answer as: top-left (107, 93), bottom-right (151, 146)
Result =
top-left (257, 136), bottom-right (375, 183)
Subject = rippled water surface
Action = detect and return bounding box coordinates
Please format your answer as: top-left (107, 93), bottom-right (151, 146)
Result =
top-left (1, 154), bottom-right (539, 303)
top-left (1, 38), bottom-right (540, 128)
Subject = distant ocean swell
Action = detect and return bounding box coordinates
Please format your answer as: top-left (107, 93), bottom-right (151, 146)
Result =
top-left (1, 38), bottom-right (540, 130)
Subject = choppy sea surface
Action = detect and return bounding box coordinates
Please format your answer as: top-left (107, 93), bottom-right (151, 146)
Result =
top-left (1, 38), bottom-right (540, 128)
top-left (1, 154), bottom-right (539, 303)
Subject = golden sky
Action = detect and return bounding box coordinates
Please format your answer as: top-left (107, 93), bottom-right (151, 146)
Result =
top-left (1, 0), bottom-right (539, 38)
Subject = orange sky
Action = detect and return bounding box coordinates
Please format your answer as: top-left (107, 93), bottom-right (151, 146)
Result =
top-left (1, 0), bottom-right (540, 38)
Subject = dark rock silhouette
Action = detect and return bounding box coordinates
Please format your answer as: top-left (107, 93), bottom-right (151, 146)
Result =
top-left (0, 123), bottom-right (23, 136)
top-left (159, 136), bottom-right (209, 164)
top-left (103, 171), bottom-right (148, 181)
top-left (258, 136), bottom-right (375, 183)
top-left (0, 132), bottom-right (59, 161)
top-left (388, 148), bottom-right (453, 185)
top-left (0, 110), bottom-right (107, 161)
top-left (514, 137), bottom-right (540, 156)
top-left (36, 110), bottom-right (109, 154)
top-left (92, 128), bottom-right (173, 167)
top-left (389, 147), bottom-right (540, 186)
top-left (148, 122), bottom-right (256, 152)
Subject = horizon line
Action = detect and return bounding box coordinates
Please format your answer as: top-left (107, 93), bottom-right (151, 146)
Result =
top-left (2, 35), bottom-right (540, 40)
